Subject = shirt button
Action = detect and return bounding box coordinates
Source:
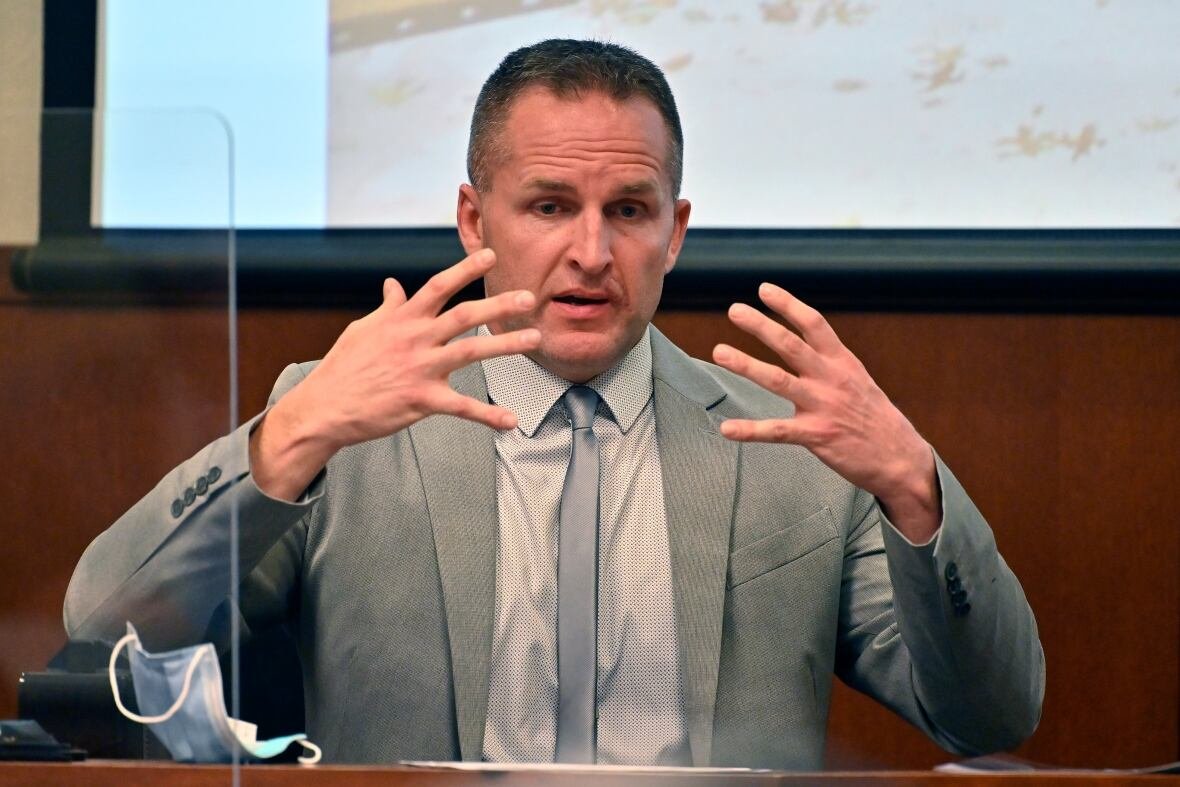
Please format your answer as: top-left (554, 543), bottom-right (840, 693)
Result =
top-left (944, 562), bottom-right (958, 581)
top-left (207, 466), bottom-right (222, 484)
top-left (183, 487), bottom-right (196, 506)
top-left (171, 499), bottom-right (184, 519)
top-left (195, 476), bottom-right (209, 495)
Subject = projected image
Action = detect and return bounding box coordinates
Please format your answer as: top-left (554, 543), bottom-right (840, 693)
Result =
top-left (96, 0), bottom-right (1179, 229)
top-left (327, 0), bottom-right (1180, 229)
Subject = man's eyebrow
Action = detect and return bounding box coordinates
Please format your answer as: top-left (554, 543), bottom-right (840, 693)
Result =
top-left (619, 180), bottom-right (658, 195)
top-left (522, 178), bottom-right (575, 192)
top-left (520, 178), bottom-right (661, 195)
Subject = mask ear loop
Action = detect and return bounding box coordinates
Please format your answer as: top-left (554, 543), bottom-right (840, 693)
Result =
top-left (108, 632), bottom-right (207, 724)
top-left (110, 632), bottom-right (323, 764)
top-left (296, 740), bottom-right (322, 764)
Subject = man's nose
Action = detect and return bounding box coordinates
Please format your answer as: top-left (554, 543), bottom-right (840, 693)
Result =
top-left (569, 210), bottom-right (612, 274)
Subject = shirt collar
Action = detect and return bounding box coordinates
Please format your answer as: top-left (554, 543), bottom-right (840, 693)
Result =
top-left (479, 326), bottom-right (653, 437)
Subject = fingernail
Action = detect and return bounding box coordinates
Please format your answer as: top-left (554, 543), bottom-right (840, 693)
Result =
top-left (515, 291), bottom-right (534, 307)
top-left (714, 345), bottom-right (732, 361)
top-left (522, 328), bottom-right (541, 344)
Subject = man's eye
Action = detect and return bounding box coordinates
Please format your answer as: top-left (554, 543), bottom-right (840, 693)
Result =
top-left (616, 204), bottom-right (642, 219)
top-left (536, 202), bottom-right (559, 215)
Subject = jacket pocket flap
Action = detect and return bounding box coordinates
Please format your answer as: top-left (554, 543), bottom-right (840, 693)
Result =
top-left (727, 508), bottom-right (839, 589)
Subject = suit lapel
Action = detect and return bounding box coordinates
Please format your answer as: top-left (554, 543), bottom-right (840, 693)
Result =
top-left (407, 360), bottom-right (497, 761)
top-left (651, 327), bottom-right (738, 766)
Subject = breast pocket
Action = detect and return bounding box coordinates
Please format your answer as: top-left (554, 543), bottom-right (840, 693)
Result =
top-left (727, 508), bottom-right (839, 589)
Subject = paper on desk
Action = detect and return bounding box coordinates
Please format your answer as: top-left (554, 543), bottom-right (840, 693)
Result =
top-left (402, 761), bottom-right (765, 774)
top-left (937, 754), bottom-right (1180, 774)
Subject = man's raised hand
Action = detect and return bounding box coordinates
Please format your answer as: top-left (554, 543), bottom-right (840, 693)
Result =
top-left (250, 249), bottom-right (541, 501)
top-left (712, 283), bottom-right (941, 542)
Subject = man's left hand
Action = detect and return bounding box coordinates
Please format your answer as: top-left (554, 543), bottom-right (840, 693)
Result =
top-left (712, 282), bottom-right (940, 543)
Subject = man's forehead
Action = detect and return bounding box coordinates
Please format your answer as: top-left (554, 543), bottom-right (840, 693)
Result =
top-left (491, 87), bottom-right (674, 186)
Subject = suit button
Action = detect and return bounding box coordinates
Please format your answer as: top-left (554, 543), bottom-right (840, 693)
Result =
top-left (954, 602), bottom-right (972, 617)
top-left (951, 589), bottom-right (968, 604)
top-left (947, 576), bottom-right (961, 593)
top-left (944, 562), bottom-right (958, 581)
top-left (171, 499), bottom-right (184, 518)
top-left (195, 476), bottom-right (209, 495)
top-left (207, 466), bottom-right (222, 484)
top-left (183, 487), bottom-right (196, 506)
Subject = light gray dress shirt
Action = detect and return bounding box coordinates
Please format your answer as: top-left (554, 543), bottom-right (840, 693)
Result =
top-left (478, 326), bottom-right (690, 764)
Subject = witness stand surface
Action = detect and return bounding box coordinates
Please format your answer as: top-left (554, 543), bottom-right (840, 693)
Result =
top-left (1, 762), bottom-right (1178, 786)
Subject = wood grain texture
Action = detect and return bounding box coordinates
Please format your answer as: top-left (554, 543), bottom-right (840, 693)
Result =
top-left (2, 250), bottom-right (1178, 769)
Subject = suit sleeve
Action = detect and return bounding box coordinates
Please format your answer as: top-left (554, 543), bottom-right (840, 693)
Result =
top-left (63, 363), bottom-right (322, 651)
top-left (834, 451), bottom-right (1045, 754)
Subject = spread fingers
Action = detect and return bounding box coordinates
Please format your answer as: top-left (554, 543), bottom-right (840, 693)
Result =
top-left (756, 283), bottom-right (843, 354)
top-left (434, 328), bottom-right (542, 371)
top-left (431, 390), bottom-right (521, 431)
top-left (719, 417), bottom-right (809, 444)
top-left (402, 248), bottom-right (497, 317)
top-left (726, 303), bottom-right (822, 375)
top-left (431, 289), bottom-right (535, 343)
top-left (713, 344), bottom-right (814, 406)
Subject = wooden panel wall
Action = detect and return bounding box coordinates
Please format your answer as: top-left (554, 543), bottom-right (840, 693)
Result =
top-left (2, 250), bottom-right (1178, 770)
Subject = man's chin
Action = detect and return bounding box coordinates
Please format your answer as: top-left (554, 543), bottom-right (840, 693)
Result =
top-left (530, 333), bottom-right (624, 384)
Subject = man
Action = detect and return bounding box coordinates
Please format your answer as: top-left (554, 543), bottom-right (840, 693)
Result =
top-left (65, 39), bottom-right (1043, 768)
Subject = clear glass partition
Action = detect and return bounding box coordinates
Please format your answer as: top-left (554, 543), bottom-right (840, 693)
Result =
top-left (0, 107), bottom-right (247, 779)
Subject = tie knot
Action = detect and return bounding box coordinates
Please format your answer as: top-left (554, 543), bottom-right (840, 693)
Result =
top-left (563, 386), bottom-right (599, 430)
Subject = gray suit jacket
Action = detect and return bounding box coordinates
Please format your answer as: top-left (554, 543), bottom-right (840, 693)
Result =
top-left (65, 327), bottom-right (1043, 768)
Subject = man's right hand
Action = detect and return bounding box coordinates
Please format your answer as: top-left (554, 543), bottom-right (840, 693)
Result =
top-left (249, 248), bottom-right (540, 501)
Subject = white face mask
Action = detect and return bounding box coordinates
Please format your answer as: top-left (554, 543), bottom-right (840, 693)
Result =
top-left (109, 623), bottom-right (320, 764)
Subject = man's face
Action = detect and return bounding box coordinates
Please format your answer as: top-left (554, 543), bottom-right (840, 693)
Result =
top-left (458, 87), bottom-right (691, 383)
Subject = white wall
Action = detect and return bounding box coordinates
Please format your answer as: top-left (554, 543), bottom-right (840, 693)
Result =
top-left (0, 0), bottom-right (42, 246)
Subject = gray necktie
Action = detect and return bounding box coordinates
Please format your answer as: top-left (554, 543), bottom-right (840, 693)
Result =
top-left (555, 385), bottom-right (600, 763)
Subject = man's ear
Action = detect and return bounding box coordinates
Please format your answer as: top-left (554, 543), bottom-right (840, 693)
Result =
top-left (456, 183), bottom-right (485, 255)
top-left (663, 198), bottom-right (692, 274)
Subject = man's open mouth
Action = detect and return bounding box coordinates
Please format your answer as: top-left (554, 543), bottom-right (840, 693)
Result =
top-left (554, 295), bottom-right (608, 305)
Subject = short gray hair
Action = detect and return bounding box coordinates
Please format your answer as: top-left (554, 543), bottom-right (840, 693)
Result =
top-left (467, 39), bottom-right (684, 197)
